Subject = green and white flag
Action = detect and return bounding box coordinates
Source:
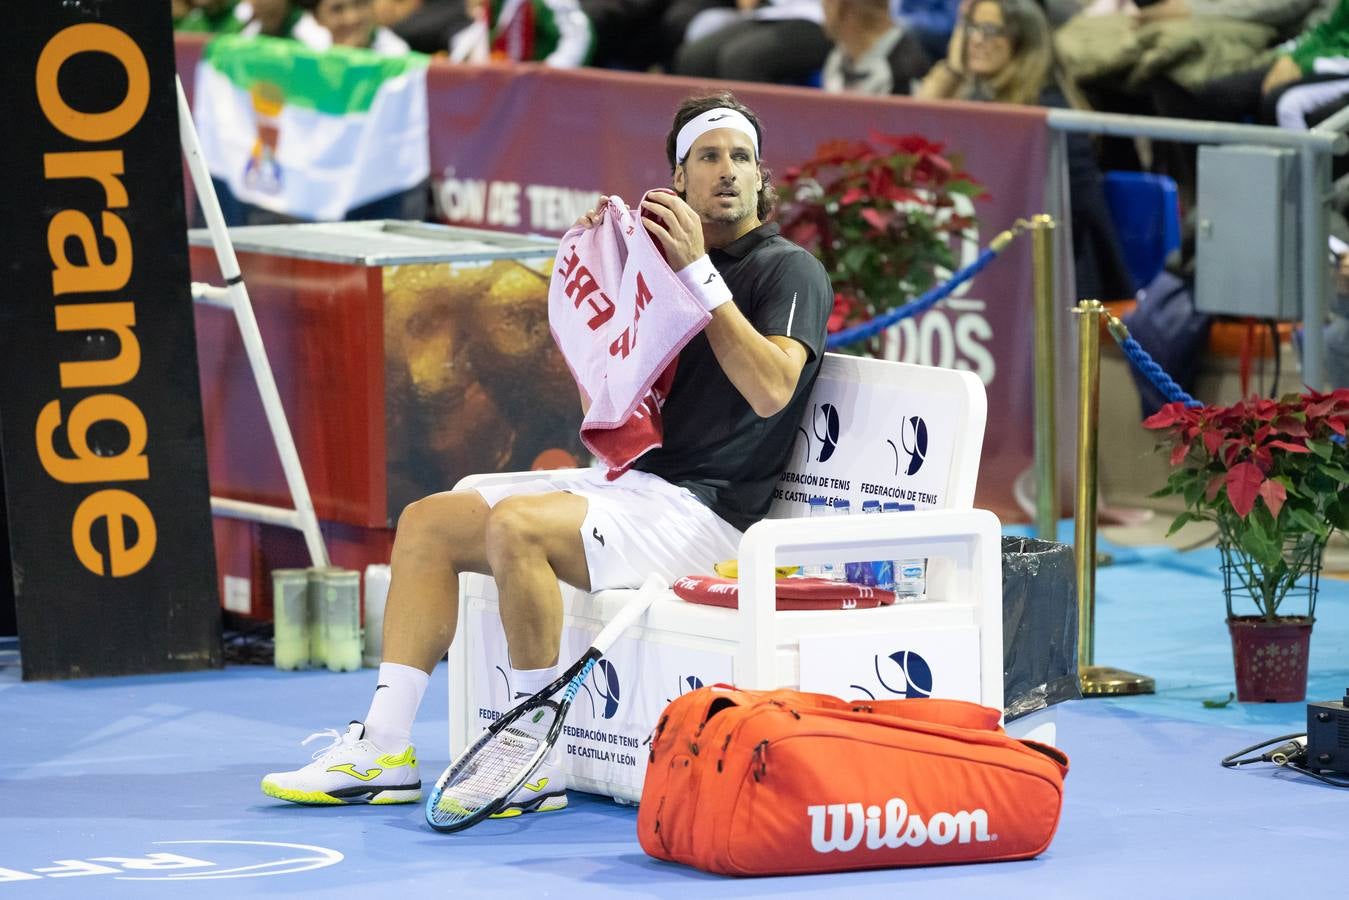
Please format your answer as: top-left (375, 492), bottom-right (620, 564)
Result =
top-left (193, 35), bottom-right (429, 221)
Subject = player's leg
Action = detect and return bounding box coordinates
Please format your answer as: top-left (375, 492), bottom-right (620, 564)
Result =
top-left (476, 490), bottom-right (592, 817)
top-left (261, 490), bottom-right (493, 806)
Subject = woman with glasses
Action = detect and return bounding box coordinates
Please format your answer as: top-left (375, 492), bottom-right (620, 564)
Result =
top-left (919, 0), bottom-right (1135, 303)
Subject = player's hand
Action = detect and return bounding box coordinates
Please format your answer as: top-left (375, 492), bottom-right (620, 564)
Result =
top-left (639, 191), bottom-right (705, 270)
top-left (573, 195), bottom-right (609, 229)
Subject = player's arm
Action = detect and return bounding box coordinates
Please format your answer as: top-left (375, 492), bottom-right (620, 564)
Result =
top-left (640, 193), bottom-right (809, 418)
top-left (701, 311), bottom-right (807, 418)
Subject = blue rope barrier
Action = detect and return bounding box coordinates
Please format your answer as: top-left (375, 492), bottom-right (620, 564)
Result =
top-left (1102, 313), bottom-right (1203, 409)
top-left (825, 245), bottom-right (1002, 349)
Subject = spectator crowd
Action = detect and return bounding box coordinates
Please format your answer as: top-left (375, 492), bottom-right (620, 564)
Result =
top-left (173, 0), bottom-right (1349, 371)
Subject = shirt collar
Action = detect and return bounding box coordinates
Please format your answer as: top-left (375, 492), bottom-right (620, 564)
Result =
top-left (712, 221), bottom-right (779, 261)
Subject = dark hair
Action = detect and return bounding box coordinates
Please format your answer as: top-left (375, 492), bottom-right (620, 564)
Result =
top-left (665, 90), bottom-right (776, 221)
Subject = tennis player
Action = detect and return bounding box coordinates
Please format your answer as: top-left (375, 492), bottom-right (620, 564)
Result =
top-left (261, 90), bottom-right (833, 815)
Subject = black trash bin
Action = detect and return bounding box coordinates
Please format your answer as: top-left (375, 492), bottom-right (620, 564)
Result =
top-left (1002, 536), bottom-right (1081, 720)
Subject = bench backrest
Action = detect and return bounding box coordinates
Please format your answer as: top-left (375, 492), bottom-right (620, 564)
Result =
top-left (767, 354), bottom-right (987, 519)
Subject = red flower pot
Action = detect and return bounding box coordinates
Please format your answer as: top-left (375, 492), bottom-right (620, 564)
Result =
top-left (1227, 615), bottom-right (1315, 703)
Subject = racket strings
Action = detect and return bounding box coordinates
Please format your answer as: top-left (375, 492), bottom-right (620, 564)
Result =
top-left (433, 725), bottom-right (543, 823)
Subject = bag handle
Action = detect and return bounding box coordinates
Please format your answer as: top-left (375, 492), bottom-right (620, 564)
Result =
top-left (848, 697), bottom-right (1003, 732)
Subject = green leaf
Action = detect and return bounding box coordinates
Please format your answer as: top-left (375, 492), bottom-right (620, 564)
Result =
top-left (1182, 476), bottom-right (1208, 507)
top-left (1316, 462), bottom-right (1349, 483)
top-left (1238, 512), bottom-right (1282, 570)
top-left (1307, 439), bottom-right (1334, 461)
top-left (1288, 506), bottom-right (1330, 539)
top-left (1202, 692), bottom-right (1236, 709)
top-left (1328, 498), bottom-right (1349, 530)
top-left (1165, 511), bottom-right (1201, 536)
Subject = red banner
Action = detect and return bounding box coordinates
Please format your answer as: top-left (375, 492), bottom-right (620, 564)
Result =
top-left (176, 41), bottom-right (1053, 519)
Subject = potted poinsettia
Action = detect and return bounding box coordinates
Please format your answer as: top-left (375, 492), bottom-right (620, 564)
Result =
top-left (776, 132), bottom-right (983, 349)
top-left (1143, 390), bottom-right (1349, 702)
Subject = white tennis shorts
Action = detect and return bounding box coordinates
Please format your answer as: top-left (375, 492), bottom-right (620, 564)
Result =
top-left (473, 467), bottom-right (742, 591)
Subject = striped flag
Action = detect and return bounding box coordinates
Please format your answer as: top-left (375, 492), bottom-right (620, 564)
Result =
top-left (193, 35), bottom-right (429, 221)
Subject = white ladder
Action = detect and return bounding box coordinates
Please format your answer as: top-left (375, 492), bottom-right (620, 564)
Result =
top-left (175, 75), bottom-right (329, 568)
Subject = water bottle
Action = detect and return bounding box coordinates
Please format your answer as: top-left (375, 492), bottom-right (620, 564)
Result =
top-left (847, 501), bottom-right (883, 587)
top-left (830, 498), bottom-right (851, 581)
top-left (306, 567), bottom-right (332, 667)
top-left (271, 568), bottom-right (310, 671)
top-left (363, 564), bottom-right (391, 668)
top-left (319, 568), bottom-right (363, 672)
top-left (884, 501), bottom-right (926, 602)
top-left (802, 496), bottom-right (830, 577)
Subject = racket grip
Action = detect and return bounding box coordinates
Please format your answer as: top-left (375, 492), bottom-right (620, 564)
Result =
top-left (589, 573), bottom-right (665, 654)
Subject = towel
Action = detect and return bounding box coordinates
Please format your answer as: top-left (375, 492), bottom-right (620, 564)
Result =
top-left (549, 192), bottom-right (712, 476)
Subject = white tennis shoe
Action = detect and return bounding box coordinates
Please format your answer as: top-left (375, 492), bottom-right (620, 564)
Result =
top-left (261, 722), bottom-right (422, 805)
top-left (490, 747), bottom-right (568, 818)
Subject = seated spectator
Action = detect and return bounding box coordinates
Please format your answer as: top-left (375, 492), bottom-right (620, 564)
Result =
top-left (673, 1), bottom-right (832, 85)
top-left (298, 0), bottom-right (412, 52)
top-left (893, 0), bottom-right (960, 60)
top-left (449, 0), bottom-right (594, 66)
top-left (574, 0), bottom-right (727, 70)
top-left (1131, 0), bottom-right (1317, 38)
top-left (235, 1), bottom-right (330, 44)
top-left (376, 0), bottom-right (471, 53)
top-left (822, 0), bottom-right (933, 94)
top-left (176, 0), bottom-right (245, 33)
top-left (920, 0), bottom-right (1135, 300)
top-left (1144, 1), bottom-right (1345, 194)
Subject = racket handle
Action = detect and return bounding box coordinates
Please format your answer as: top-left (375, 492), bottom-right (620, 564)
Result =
top-left (589, 573), bottom-right (665, 655)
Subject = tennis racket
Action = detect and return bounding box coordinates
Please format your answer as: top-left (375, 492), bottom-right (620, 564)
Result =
top-left (426, 573), bottom-right (666, 833)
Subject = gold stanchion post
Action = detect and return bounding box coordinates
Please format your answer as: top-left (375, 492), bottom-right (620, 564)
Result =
top-left (1073, 300), bottom-right (1154, 696)
top-left (1030, 214), bottom-right (1058, 541)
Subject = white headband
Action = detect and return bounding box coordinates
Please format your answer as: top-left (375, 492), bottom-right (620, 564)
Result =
top-left (675, 107), bottom-right (760, 164)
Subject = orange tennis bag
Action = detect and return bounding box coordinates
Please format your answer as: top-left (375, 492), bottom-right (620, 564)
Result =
top-left (638, 686), bottom-right (1068, 876)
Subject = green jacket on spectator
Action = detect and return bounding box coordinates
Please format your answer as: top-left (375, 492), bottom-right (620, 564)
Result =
top-left (1289, 0), bottom-right (1349, 75)
top-left (176, 1), bottom-right (245, 34)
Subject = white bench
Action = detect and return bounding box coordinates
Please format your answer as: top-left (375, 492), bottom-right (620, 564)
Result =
top-left (448, 354), bottom-right (1005, 803)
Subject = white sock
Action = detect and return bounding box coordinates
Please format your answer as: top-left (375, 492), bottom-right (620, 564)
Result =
top-left (363, 662), bottom-right (429, 751)
top-left (511, 661), bottom-right (563, 699)
top-left (510, 662), bottom-right (563, 730)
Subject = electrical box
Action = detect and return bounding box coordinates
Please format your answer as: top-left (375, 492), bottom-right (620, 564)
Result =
top-left (1306, 693), bottom-right (1349, 774)
top-left (1195, 145), bottom-right (1301, 319)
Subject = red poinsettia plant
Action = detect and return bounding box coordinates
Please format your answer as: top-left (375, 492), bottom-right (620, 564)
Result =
top-left (1143, 390), bottom-right (1349, 618)
top-left (776, 132), bottom-right (984, 339)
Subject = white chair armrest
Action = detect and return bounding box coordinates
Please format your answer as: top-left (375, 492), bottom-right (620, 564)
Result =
top-left (735, 508), bottom-right (1003, 698)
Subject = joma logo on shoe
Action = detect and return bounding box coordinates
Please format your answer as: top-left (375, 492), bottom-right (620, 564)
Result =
top-left (327, 764), bottom-right (383, 781)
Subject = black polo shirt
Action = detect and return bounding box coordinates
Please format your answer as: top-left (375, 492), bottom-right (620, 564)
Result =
top-left (633, 222), bottom-right (832, 532)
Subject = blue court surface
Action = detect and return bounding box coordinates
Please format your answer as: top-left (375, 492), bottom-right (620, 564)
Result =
top-left (6, 534), bottom-right (1347, 898)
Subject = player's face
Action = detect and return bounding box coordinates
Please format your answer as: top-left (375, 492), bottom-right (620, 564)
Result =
top-left (674, 128), bottom-right (762, 228)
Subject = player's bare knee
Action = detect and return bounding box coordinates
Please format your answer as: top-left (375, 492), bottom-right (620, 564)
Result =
top-left (483, 496), bottom-right (546, 569)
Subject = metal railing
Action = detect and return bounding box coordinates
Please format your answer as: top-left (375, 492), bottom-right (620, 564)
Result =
top-left (1045, 107), bottom-right (1347, 390)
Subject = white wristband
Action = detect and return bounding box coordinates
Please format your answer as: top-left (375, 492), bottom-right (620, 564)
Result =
top-left (676, 254), bottom-right (732, 313)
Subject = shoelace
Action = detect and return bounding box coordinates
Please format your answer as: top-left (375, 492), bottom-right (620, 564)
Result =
top-left (301, 728), bottom-right (351, 762)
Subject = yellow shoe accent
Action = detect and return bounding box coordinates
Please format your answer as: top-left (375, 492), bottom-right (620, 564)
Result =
top-left (524, 777), bottom-right (549, 792)
top-left (371, 792), bottom-right (420, 805)
top-left (260, 781), bottom-right (346, 805)
top-left (377, 746), bottom-right (417, 768)
top-left (327, 763), bottom-right (382, 781)
top-left (488, 791), bottom-right (568, 818)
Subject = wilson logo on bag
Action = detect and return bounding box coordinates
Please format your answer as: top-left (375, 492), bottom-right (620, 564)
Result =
top-left (807, 798), bottom-right (993, 853)
top-left (638, 686), bottom-right (1067, 877)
